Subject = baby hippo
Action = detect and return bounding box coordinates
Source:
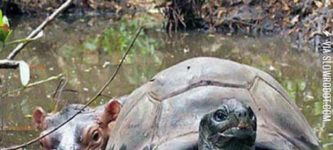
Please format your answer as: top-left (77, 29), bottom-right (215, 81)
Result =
top-left (32, 99), bottom-right (122, 150)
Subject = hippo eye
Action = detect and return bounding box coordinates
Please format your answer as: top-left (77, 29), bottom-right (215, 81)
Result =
top-left (92, 130), bottom-right (100, 142)
top-left (39, 136), bottom-right (53, 149)
top-left (213, 110), bottom-right (227, 122)
top-left (39, 141), bottom-right (44, 147)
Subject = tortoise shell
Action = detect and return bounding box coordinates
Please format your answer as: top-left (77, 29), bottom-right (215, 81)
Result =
top-left (107, 57), bottom-right (320, 150)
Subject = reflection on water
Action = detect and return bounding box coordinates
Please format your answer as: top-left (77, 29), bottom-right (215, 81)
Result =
top-left (0, 15), bottom-right (331, 149)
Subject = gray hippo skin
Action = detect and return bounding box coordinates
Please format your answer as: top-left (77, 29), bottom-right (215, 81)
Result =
top-left (33, 57), bottom-right (321, 150)
top-left (32, 98), bottom-right (124, 150)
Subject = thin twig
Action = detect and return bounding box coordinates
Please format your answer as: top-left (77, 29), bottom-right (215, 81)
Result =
top-left (1, 26), bottom-right (143, 150)
top-left (1, 73), bottom-right (64, 98)
top-left (52, 78), bottom-right (68, 102)
top-left (6, 0), bottom-right (73, 60)
top-left (6, 30), bottom-right (44, 46)
top-left (51, 78), bottom-right (68, 112)
top-left (26, 74), bottom-right (64, 88)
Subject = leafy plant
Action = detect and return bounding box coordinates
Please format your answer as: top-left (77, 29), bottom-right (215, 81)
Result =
top-left (0, 10), bottom-right (12, 44)
top-left (79, 18), bottom-right (163, 64)
top-left (0, 10), bottom-right (30, 86)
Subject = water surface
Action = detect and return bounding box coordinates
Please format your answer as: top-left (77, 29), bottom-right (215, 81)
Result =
top-left (0, 15), bottom-right (331, 149)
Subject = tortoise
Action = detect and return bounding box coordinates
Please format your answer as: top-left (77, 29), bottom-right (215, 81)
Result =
top-left (32, 57), bottom-right (321, 150)
top-left (106, 57), bottom-right (320, 150)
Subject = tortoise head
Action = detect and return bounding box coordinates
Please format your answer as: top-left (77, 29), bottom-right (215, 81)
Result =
top-left (199, 98), bottom-right (257, 150)
top-left (32, 100), bottom-right (122, 150)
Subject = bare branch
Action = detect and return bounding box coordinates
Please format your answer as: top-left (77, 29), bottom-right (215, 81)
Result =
top-left (26, 73), bottom-right (64, 88)
top-left (1, 26), bottom-right (143, 150)
top-left (0, 59), bottom-right (19, 69)
top-left (6, 0), bottom-right (73, 60)
top-left (1, 73), bottom-right (64, 98)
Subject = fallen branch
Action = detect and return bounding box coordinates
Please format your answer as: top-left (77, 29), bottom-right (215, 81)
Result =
top-left (0, 59), bottom-right (19, 69)
top-left (1, 26), bottom-right (143, 150)
top-left (6, 0), bottom-right (72, 60)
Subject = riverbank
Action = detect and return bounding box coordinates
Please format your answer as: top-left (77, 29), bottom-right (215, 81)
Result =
top-left (1, 0), bottom-right (332, 52)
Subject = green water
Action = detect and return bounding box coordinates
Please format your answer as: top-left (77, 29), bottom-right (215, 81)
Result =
top-left (0, 15), bottom-right (331, 149)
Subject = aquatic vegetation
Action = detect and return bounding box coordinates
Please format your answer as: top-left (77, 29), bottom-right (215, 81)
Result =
top-left (71, 17), bottom-right (164, 66)
top-left (100, 18), bottom-right (162, 62)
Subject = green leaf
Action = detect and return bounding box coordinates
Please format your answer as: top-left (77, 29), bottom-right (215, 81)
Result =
top-left (19, 61), bottom-right (30, 86)
top-left (299, 81), bottom-right (306, 91)
top-left (4, 29), bottom-right (12, 42)
top-left (2, 16), bottom-right (9, 26)
top-left (0, 11), bottom-right (11, 43)
top-left (0, 27), bottom-right (12, 43)
top-left (0, 10), bottom-right (3, 25)
top-left (0, 27), bottom-right (8, 42)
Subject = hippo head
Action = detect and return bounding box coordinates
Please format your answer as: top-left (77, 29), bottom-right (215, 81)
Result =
top-left (199, 99), bottom-right (257, 150)
top-left (32, 100), bottom-right (121, 150)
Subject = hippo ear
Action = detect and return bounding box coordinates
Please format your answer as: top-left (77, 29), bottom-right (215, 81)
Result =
top-left (100, 100), bottom-right (122, 127)
top-left (32, 107), bottom-right (46, 130)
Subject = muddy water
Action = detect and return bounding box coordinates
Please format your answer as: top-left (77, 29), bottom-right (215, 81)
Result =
top-left (0, 15), bottom-right (332, 149)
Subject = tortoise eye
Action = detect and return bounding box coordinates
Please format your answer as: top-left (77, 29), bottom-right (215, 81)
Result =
top-left (247, 106), bottom-right (255, 120)
top-left (214, 110), bottom-right (227, 122)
